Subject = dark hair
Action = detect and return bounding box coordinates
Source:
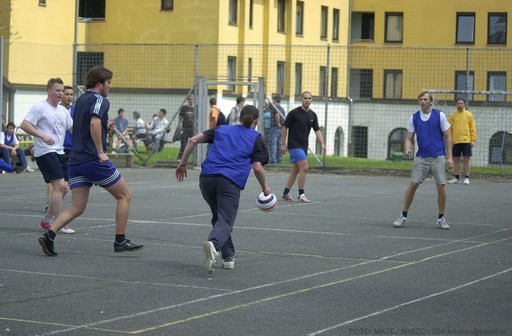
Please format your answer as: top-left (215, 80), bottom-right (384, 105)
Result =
top-left (236, 96), bottom-right (245, 104)
top-left (85, 66), bottom-right (113, 89)
top-left (456, 98), bottom-right (466, 103)
top-left (64, 85), bottom-right (73, 91)
top-left (210, 97), bottom-right (217, 105)
top-left (47, 77), bottom-right (63, 90)
top-left (160, 108), bottom-right (167, 115)
top-left (239, 105), bottom-right (259, 127)
top-left (6, 121), bottom-right (16, 129)
top-left (118, 108), bottom-right (125, 114)
top-left (272, 94), bottom-right (281, 103)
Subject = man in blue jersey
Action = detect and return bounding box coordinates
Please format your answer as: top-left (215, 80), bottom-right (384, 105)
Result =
top-left (393, 90), bottom-right (453, 230)
top-left (176, 105), bottom-right (272, 276)
top-left (38, 66), bottom-right (143, 256)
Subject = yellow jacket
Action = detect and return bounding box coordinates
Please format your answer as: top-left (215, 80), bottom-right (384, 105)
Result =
top-left (448, 108), bottom-right (477, 144)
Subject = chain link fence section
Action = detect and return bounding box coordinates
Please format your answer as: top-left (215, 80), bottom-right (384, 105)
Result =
top-left (8, 42), bottom-right (511, 173)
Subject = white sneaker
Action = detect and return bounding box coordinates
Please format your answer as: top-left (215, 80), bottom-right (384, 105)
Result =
top-left (437, 217), bottom-right (450, 230)
top-left (223, 257), bottom-right (235, 270)
top-left (58, 226), bottom-right (75, 234)
top-left (25, 166), bottom-right (35, 173)
top-left (298, 194), bottom-right (311, 203)
top-left (393, 214), bottom-right (407, 228)
top-left (202, 241), bottom-right (219, 276)
top-left (447, 178), bottom-right (459, 184)
top-left (463, 177), bottom-right (470, 185)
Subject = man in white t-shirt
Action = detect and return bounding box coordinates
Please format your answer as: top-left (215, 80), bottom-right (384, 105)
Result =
top-left (21, 78), bottom-right (73, 232)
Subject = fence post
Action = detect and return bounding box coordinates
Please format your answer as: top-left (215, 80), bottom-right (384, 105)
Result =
top-left (323, 44), bottom-right (330, 168)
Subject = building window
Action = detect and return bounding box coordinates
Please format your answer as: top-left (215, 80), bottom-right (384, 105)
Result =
top-left (489, 131), bottom-right (512, 164)
top-left (78, 0), bottom-right (106, 19)
top-left (161, 0), bottom-right (173, 10)
top-left (384, 70), bottom-right (402, 99)
top-left (319, 66), bottom-right (327, 97)
top-left (385, 13), bottom-right (403, 43)
top-left (277, 61), bottom-right (285, 95)
top-left (77, 52), bottom-right (104, 85)
top-left (229, 0), bottom-right (238, 25)
top-left (334, 127), bottom-right (344, 156)
top-left (296, 1), bottom-right (304, 36)
top-left (351, 12), bottom-right (374, 41)
top-left (331, 67), bottom-right (338, 98)
top-left (321, 6), bottom-right (328, 39)
top-left (227, 56), bottom-right (237, 92)
top-left (332, 9), bottom-right (340, 42)
top-left (456, 13), bottom-right (475, 44)
top-left (295, 63), bottom-right (302, 96)
top-left (488, 13), bottom-right (507, 44)
top-left (39, 0), bottom-right (46, 6)
top-left (455, 71), bottom-right (474, 101)
top-left (278, 0), bottom-right (285, 33)
top-left (388, 128), bottom-right (409, 160)
top-left (350, 69), bottom-right (373, 99)
top-left (487, 72), bottom-right (506, 102)
top-left (249, 0), bottom-right (254, 29)
top-left (351, 126), bottom-right (368, 158)
top-left (247, 58), bottom-right (253, 82)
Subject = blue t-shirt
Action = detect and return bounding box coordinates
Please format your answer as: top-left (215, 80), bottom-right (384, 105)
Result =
top-left (114, 116), bottom-right (129, 132)
top-left (69, 91), bottom-right (110, 165)
top-left (64, 105), bottom-right (74, 151)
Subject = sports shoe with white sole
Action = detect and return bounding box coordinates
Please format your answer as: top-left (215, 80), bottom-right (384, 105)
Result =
top-left (39, 220), bottom-right (52, 230)
top-left (114, 239), bottom-right (144, 253)
top-left (203, 241), bottom-right (219, 276)
top-left (282, 194), bottom-right (294, 202)
top-left (437, 216), bottom-right (450, 230)
top-left (58, 226), bottom-right (75, 234)
top-left (223, 257), bottom-right (235, 270)
top-left (298, 194), bottom-right (311, 203)
top-left (447, 178), bottom-right (459, 184)
top-left (463, 177), bottom-right (470, 185)
top-left (393, 214), bottom-right (407, 228)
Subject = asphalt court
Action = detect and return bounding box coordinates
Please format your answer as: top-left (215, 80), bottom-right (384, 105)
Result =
top-left (0, 168), bottom-right (511, 336)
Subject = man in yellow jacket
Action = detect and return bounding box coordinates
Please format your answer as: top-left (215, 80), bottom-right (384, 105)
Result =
top-left (447, 98), bottom-right (477, 185)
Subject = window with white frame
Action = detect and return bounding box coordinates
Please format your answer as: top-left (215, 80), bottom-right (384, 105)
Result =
top-left (227, 56), bottom-right (237, 91)
top-left (351, 12), bottom-right (374, 41)
top-left (277, 61), bottom-right (285, 95)
top-left (455, 71), bottom-right (474, 101)
top-left (319, 66), bottom-right (327, 97)
top-left (350, 69), bottom-right (373, 99)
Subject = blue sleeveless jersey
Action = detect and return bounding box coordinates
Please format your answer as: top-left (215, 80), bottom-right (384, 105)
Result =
top-left (201, 125), bottom-right (260, 189)
top-left (413, 109), bottom-right (446, 157)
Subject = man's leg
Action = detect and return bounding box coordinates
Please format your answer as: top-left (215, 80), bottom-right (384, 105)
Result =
top-left (285, 163), bottom-right (299, 191)
top-left (104, 177), bottom-right (131, 235)
top-left (463, 156), bottom-right (471, 177)
top-left (436, 184), bottom-right (447, 214)
top-left (15, 148), bottom-right (28, 168)
top-left (402, 182), bottom-right (419, 212)
top-left (452, 156), bottom-right (461, 176)
top-left (46, 179), bottom-right (69, 219)
top-left (50, 186), bottom-right (90, 233)
top-left (1, 148), bottom-right (12, 165)
top-left (296, 159), bottom-right (309, 190)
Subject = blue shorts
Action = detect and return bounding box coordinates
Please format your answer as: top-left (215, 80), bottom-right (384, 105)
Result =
top-left (288, 148), bottom-right (308, 163)
top-left (35, 152), bottom-right (69, 183)
top-left (68, 159), bottom-right (121, 189)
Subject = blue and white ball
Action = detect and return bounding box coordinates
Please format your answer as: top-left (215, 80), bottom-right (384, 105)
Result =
top-left (256, 192), bottom-right (277, 212)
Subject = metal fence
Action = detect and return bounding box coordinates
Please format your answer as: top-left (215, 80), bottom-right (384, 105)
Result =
top-left (5, 41), bottom-right (512, 173)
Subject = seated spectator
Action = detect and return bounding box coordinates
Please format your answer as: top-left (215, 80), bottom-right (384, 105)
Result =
top-left (146, 108), bottom-right (169, 153)
top-left (0, 158), bottom-right (25, 174)
top-left (130, 110), bottom-right (147, 143)
top-left (112, 108), bottom-right (131, 152)
top-left (0, 122), bottom-right (34, 173)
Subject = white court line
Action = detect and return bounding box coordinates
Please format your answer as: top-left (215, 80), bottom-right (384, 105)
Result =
top-left (306, 267), bottom-right (512, 336)
top-left (35, 228), bottom-right (512, 335)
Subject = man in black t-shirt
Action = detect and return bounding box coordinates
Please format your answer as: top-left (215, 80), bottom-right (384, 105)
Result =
top-left (178, 94), bottom-right (197, 161)
top-left (280, 91), bottom-right (325, 203)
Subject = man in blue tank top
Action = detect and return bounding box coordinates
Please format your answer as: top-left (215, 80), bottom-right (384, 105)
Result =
top-left (393, 91), bottom-right (453, 230)
top-left (176, 105), bottom-right (271, 276)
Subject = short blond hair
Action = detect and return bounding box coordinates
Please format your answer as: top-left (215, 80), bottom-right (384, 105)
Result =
top-left (417, 90), bottom-right (433, 101)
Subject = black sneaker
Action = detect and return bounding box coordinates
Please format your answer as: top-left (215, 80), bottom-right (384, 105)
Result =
top-left (38, 232), bottom-right (57, 256)
top-left (114, 239), bottom-right (143, 253)
top-left (15, 165), bottom-right (27, 174)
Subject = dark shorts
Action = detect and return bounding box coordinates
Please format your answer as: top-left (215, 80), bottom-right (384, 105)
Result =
top-left (68, 159), bottom-right (121, 189)
top-left (35, 152), bottom-right (69, 183)
top-left (452, 143), bottom-right (472, 157)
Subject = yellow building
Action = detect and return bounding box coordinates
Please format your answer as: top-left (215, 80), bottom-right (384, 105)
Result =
top-left (350, 0), bottom-right (512, 101)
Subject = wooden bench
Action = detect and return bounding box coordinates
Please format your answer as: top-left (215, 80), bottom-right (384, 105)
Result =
top-left (108, 152), bottom-right (134, 168)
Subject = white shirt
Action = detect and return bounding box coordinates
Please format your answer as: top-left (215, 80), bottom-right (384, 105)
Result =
top-left (407, 110), bottom-right (451, 133)
top-left (23, 100), bottom-right (73, 157)
top-left (0, 132), bottom-right (19, 147)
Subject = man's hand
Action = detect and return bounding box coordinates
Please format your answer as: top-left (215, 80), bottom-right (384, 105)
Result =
top-left (280, 144), bottom-right (287, 154)
top-left (98, 152), bottom-right (109, 163)
top-left (446, 158), bottom-right (453, 169)
top-left (41, 135), bottom-right (55, 146)
top-left (176, 165), bottom-right (187, 182)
